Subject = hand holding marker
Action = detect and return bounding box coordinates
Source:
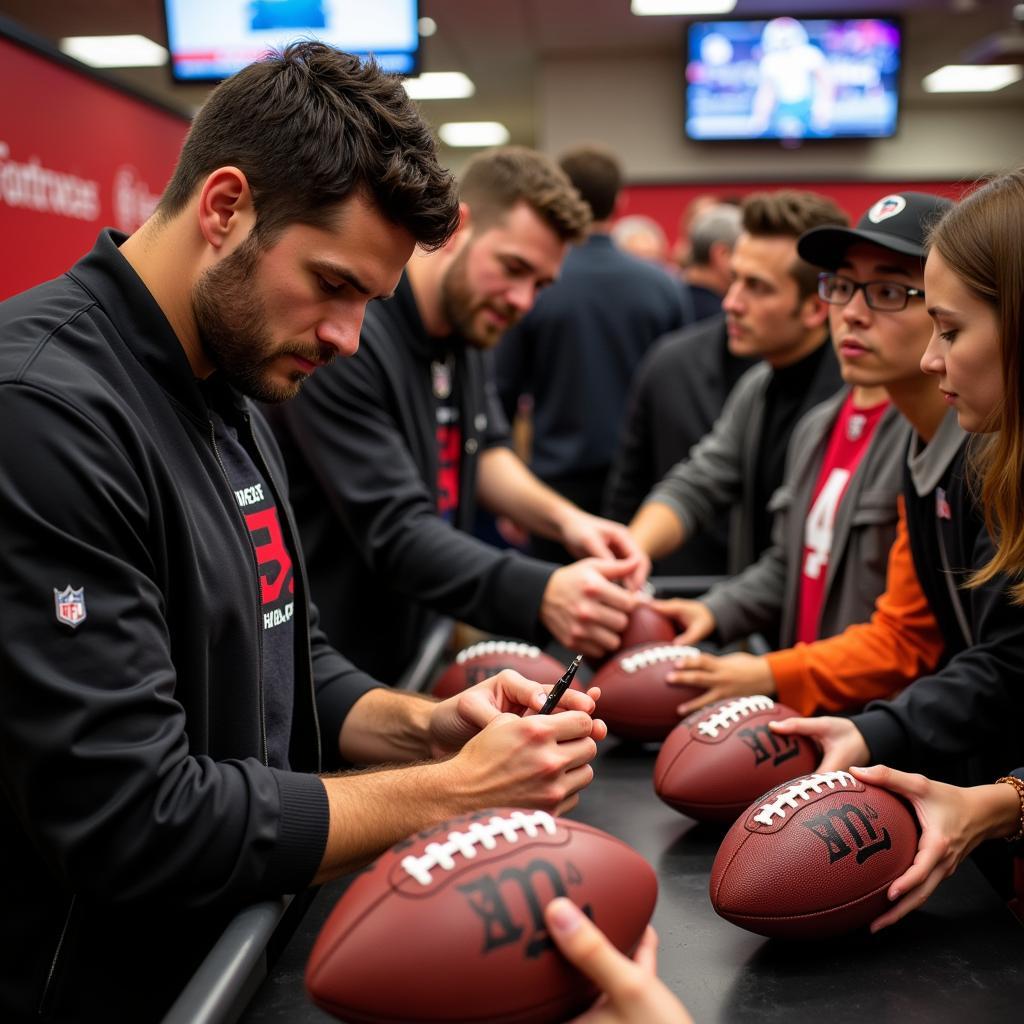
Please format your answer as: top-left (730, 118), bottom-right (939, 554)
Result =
top-left (539, 654), bottom-right (584, 714)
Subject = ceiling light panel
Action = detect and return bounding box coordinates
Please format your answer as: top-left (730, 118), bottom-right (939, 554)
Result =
top-left (631, 0), bottom-right (737, 15)
top-left (439, 122), bottom-right (510, 147)
top-left (402, 72), bottom-right (475, 100)
top-left (922, 64), bottom-right (1023, 92)
top-left (59, 35), bottom-right (168, 68)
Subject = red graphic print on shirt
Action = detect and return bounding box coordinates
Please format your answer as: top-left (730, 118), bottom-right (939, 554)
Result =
top-left (436, 408), bottom-right (461, 523)
top-left (795, 394), bottom-right (889, 644)
top-left (244, 506), bottom-right (295, 607)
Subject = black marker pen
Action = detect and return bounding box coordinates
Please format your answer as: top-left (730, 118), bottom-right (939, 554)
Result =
top-left (539, 653), bottom-right (583, 715)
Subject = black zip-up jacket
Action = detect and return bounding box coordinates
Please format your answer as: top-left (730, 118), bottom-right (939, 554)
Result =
top-left (270, 273), bottom-right (554, 683)
top-left (0, 231), bottom-right (379, 1022)
top-left (854, 412), bottom-right (1024, 784)
top-left (603, 315), bottom-right (755, 575)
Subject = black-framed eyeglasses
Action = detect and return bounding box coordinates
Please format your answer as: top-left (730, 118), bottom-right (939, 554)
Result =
top-left (818, 272), bottom-right (925, 312)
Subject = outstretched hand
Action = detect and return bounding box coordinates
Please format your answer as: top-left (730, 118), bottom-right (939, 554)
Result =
top-left (848, 764), bottom-right (1020, 932)
top-left (541, 558), bottom-right (645, 659)
top-left (769, 715), bottom-right (869, 773)
top-left (559, 511), bottom-right (652, 592)
top-left (545, 898), bottom-right (693, 1024)
top-left (652, 597), bottom-right (717, 647)
top-left (667, 651), bottom-right (774, 717)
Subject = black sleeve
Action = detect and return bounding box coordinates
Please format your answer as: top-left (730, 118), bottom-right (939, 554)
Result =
top-left (0, 384), bottom-right (328, 909)
top-left (603, 352), bottom-right (658, 523)
top-left (854, 526), bottom-right (1024, 774)
top-left (275, 336), bottom-right (553, 642)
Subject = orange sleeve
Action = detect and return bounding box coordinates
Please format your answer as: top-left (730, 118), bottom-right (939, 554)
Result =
top-left (764, 496), bottom-right (944, 716)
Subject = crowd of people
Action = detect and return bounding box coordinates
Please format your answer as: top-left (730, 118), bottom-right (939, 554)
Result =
top-left (0, 41), bottom-right (1022, 1024)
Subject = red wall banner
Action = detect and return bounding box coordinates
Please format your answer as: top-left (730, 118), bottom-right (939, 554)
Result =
top-left (0, 31), bottom-right (189, 299)
top-left (617, 179), bottom-right (977, 258)
top-left (0, 24), bottom-right (979, 299)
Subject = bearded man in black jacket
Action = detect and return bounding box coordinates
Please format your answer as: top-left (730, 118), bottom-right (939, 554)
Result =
top-left (0, 45), bottom-right (606, 1023)
top-left (271, 146), bottom-right (652, 684)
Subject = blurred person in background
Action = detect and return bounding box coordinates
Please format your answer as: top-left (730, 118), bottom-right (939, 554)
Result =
top-left (271, 147), bottom-right (651, 683)
top-left (604, 202), bottom-right (753, 575)
top-left (679, 202), bottom-right (743, 322)
top-left (495, 144), bottom-right (694, 563)
top-left (629, 190), bottom-right (846, 605)
top-left (611, 213), bottom-right (671, 268)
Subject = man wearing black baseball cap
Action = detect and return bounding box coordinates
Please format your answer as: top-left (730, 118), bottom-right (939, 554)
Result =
top-left (657, 189), bottom-right (964, 719)
top-left (799, 191), bottom-right (952, 267)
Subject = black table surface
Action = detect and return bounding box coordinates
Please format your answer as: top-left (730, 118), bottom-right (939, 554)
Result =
top-left (241, 741), bottom-right (1024, 1024)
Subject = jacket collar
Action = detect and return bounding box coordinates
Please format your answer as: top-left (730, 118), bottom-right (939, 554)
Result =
top-left (907, 407), bottom-right (966, 497)
top-left (66, 229), bottom-right (212, 422)
top-left (387, 270), bottom-right (469, 362)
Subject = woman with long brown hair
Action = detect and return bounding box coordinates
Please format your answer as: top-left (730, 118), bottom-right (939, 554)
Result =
top-left (780, 168), bottom-right (1024, 929)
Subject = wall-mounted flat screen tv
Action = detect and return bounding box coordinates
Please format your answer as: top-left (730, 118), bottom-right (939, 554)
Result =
top-left (163, 0), bottom-right (419, 83)
top-left (685, 17), bottom-right (901, 142)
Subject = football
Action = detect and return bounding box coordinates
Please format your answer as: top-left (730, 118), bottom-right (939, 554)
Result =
top-left (710, 770), bottom-right (919, 939)
top-left (306, 809), bottom-right (658, 1024)
top-left (587, 605), bottom-right (677, 670)
top-left (432, 640), bottom-right (567, 700)
top-left (590, 642), bottom-right (702, 741)
top-left (653, 695), bottom-right (820, 824)
top-left (619, 603), bottom-right (677, 651)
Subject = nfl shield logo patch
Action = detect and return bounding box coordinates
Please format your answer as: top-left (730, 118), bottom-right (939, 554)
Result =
top-left (54, 585), bottom-right (87, 628)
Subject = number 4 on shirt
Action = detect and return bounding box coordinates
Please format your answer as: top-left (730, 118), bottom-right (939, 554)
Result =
top-left (803, 468), bottom-right (851, 580)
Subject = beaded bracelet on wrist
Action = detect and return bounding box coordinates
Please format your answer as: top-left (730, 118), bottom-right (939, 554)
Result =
top-left (995, 776), bottom-right (1024, 843)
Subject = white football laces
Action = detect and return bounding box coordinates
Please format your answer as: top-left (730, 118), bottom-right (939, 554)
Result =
top-left (456, 640), bottom-right (542, 663)
top-left (696, 695), bottom-right (776, 738)
top-left (620, 645), bottom-right (699, 673)
top-left (401, 811), bottom-right (558, 886)
top-left (752, 771), bottom-right (856, 827)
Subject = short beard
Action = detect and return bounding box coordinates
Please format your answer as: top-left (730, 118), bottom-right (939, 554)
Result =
top-left (439, 242), bottom-right (517, 349)
top-left (191, 234), bottom-right (333, 403)
top-left (439, 243), bottom-right (478, 341)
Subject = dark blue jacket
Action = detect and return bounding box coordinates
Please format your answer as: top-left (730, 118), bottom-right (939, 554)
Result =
top-left (494, 233), bottom-right (692, 481)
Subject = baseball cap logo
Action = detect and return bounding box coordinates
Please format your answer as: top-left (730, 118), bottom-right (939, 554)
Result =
top-left (868, 195), bottom-right (906, 224)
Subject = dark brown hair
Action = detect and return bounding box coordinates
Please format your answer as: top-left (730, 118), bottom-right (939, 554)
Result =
top-left (158, 42), bottom-right (459, 249)
top-left (930, 169), bottom-right (1024, 601)
top-left (741, 190), bottom-right (849, 298)
top-left (458, 146), bottom-right (591, 243)
top-left (558, 144), bottom-right (622, 221)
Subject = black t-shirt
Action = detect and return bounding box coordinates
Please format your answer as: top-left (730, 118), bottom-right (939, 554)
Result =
top-left (431, 349), bottom-right (463, 524)
top-left (753, 340), bottom-right (831, 559)
top-left (204, 386), bottom-right (295, 769)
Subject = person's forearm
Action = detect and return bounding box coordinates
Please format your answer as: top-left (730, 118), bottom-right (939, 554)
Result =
top-left (337, 688), bottom-right (437, 766)
top-left (477, 447), bottom-right (577, 540)
top-left (314, 759), bottom-right (465, 883)
top-left (971, 782), bottom-right (1024, 843)
top-left (629, 500), bottom-right (686, 560)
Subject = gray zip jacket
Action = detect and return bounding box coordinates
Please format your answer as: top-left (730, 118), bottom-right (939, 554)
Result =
top-left (640, 350), bottom-right (841, 575)
top-left (701, 389), bottom-right (909, 647)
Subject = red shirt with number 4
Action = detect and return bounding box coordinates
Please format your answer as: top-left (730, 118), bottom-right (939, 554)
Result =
top-left (795, 392), bottom-right (889, 644)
